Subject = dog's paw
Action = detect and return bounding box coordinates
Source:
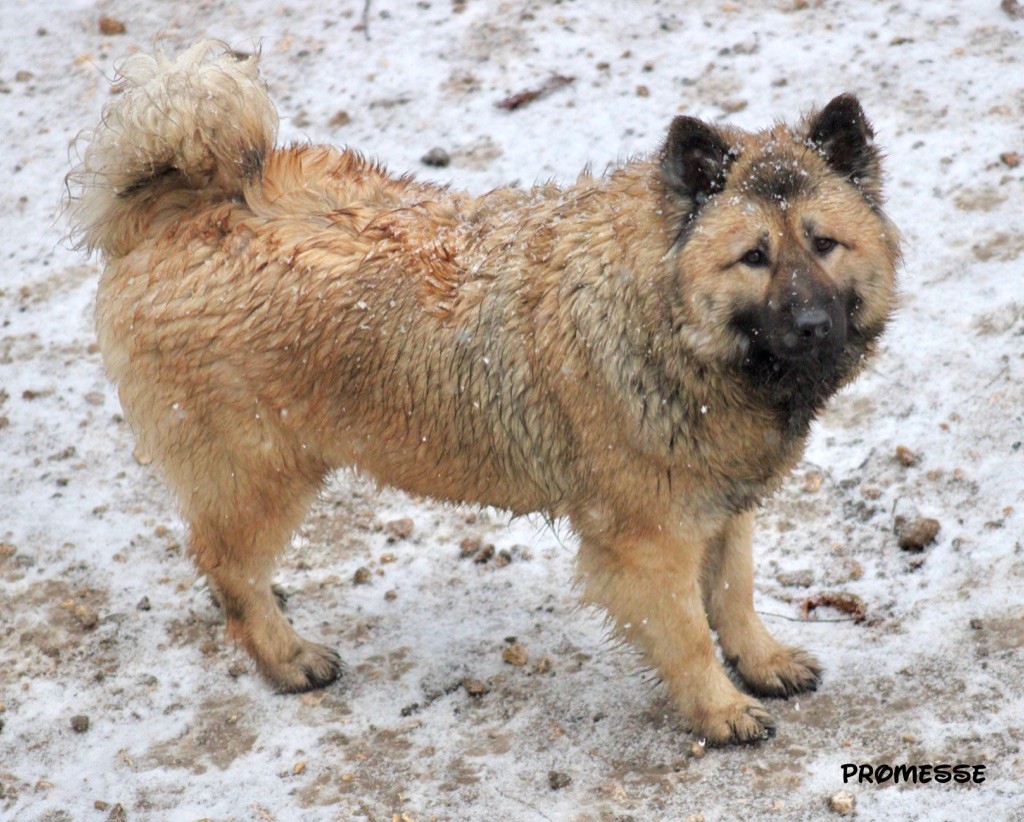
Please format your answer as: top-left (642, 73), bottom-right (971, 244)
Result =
top-left (733, 646), bottom-right (822, 699)
top-left (269, 641), bottom-right (346, 694)
top-left (694, 696), bottom-right (776, 746)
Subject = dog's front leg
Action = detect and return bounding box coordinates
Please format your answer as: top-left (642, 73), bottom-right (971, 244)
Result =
top-left (577, 523), bottom-right (775, 745)
top-left (703, 510), bottom-right (822, 698)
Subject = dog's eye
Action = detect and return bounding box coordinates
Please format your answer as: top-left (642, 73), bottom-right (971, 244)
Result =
top-left (741, 249), bottom-right (767, 267)
top-left (813, 236), bottom-right (837, 255)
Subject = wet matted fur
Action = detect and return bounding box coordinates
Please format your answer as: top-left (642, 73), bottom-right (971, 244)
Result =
top-left (66, 41), bottom-right (900, 745)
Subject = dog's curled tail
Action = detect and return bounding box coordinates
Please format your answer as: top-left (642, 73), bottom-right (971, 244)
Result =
top-left (65, 40), bottom-right (278, 259)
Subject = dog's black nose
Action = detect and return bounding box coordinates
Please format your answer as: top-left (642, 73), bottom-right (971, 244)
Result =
top-left (793, 307), bottom-right (833, 341)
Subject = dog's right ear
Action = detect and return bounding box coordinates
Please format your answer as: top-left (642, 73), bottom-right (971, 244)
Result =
top-left (661, 116), bottom-right (733, 211)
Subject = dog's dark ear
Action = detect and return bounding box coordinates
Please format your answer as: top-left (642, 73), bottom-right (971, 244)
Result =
top-left (807, 94), bottom-right (883, 202)
top-left (661, 116), bottom-right (733, 211)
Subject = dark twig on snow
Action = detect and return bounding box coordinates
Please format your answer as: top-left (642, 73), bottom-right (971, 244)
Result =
top-left (494, 788), bottom-right (553, 821)
top-left (495, 74), bottom-right (575, 111)
top-left (362, 0), bottom-right (372, 40)
top-left (759, 610), bottom-right (858, 624)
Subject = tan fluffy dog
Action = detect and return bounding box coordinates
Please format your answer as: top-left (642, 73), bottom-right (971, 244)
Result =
top-left (67, 41), bottom-right (899, 745)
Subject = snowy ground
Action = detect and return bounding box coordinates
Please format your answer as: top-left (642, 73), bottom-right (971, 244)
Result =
top-left (1, 0), bottom-right (1023, 819)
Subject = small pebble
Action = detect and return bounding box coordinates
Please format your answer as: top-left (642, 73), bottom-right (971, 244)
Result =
top-left (777, 569), bottom-right (814, 588)
top-left (502, 642), bottom-right (528, 666)
top-left (353, 566), bottom-right (372, 585)
top-left (73, 605), bottom-right (99, 630)
top-left (1000, 151), bottom-right (1020, 168)
top-left (98, 16), bottom-right (126, 35)
top-left (896, 517), bottom-right (940, 551)
top-left (71, 715), bottom-right (90, 733)
top-left (548, 770), bottom-right (571, 790)
top-left (459, 536), bottom-right (482, 558)
top-left (829, 790), bottom-right (855, 815)
top-left (136, 596), bottom-right (151, 611)
top-left (802, 471), bottom-right (823, 493)
top-left (228, 661), bottom-right (248, 678)
top-left (895, 445), bottom-right (919, 466)
top-left (329, 110), bottom-right (351, 127)
top-left (384, 589), bottom-right (397, 601)
top-left (969, 618), bottom-right (983, 630)
top-left (462, 677), bottom-right (490, 697)
top-left (473, 544), bottom-right (495, 564)
top-left (384, 518), bottom-right (414, 541)
top-left (421, 147), bottom-right (451, 167)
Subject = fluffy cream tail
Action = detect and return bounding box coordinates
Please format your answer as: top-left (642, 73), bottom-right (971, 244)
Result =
top-left (65, 40), bottom-right (278, 258)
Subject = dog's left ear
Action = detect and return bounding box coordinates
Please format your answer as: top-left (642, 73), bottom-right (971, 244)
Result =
top-left (661, 116), bottom-right (735, 215)
top-left (807, 94), bottom-right (883, 203)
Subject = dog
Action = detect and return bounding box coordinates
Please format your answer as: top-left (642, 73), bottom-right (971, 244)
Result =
top-left (66, 41), bottom-right (899, 745)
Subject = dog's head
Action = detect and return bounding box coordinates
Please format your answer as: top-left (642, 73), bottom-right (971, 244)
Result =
top-left (659, 94), bottom-right (900, 427)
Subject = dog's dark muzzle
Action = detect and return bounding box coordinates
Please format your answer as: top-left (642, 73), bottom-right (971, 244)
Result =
top-left (774, 299), bottom-right (847, 360)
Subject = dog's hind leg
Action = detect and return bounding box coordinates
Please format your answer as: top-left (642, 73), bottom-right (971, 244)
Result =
top-left (703, 511), bottom-right (821, 698)
top-left (175, 440), bottom-right (342, 693)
